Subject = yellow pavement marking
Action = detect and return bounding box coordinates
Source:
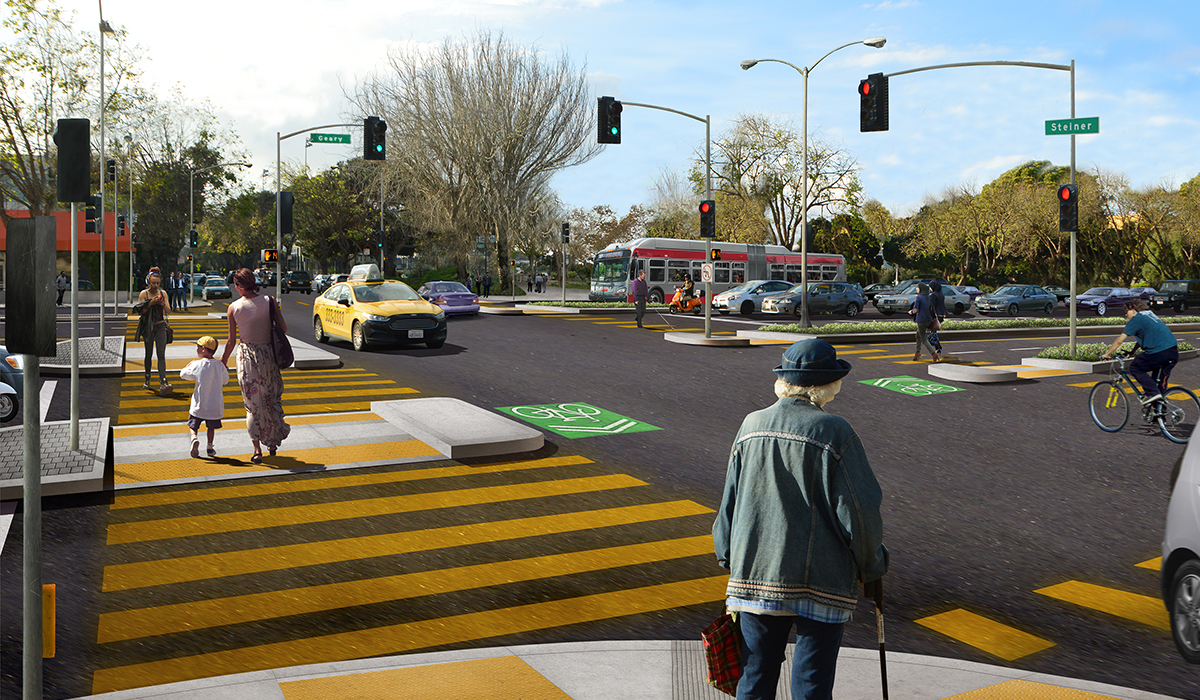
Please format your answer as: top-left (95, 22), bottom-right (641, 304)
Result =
top-left (860, 354), bottom-right (919, 360)
top-left (294, 301), bottom-right (309, 306)
top-left (90, 574), bottom-right (729, 694)
top-left (826, 348), bottom-right (879, 355)
top-left (112, 455), bottom-right (594, 509)
top-left (914, 609), bottom-right (1055, 661)
top-left (106, 474), bottom-right (647, 544)
top-left (119, 370), bottom-right (381, 386)
top-left (118, 379), bottom-right (396, 397)
top-left (101, 500), bottom-right (713, 591)
top-left (97, 534), bottom-right (713, 643)
top-left (1034, 581), bottom-right (1168, 630)
top-left (592, 320), bottom-right (642, 324)
top-left (279, 656), bottom-right (571, 700)
top-left (1136, 557), bottom-right (1162, 570)
top-left (117, 401), bottom-right (377, 425)
top-left (112, 412), bottom-right (384, 438)
top-left (113, 439), bottom-right (441, 486)
top-left (941, 679), bottom-right (1124, 699)
top-left (749, 339), bottom-right (795, 345)
top-left (119, 386), bottom-right (417, 409)
top-left (984, 366), bottom-right (1084, 378)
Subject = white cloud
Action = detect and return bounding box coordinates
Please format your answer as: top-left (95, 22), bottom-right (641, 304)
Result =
top-left (861, 0), bottom-right (921, 9)
top-left (879, 153), bottom-right (901, 166)
top-left (960, 154), bottom-right (1029, 180)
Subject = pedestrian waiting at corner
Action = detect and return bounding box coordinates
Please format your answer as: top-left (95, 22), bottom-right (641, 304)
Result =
top-left (713, 339), bottom-right (888, 699)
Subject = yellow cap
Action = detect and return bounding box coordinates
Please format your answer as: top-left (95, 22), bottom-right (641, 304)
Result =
top-left (196, 336), bottom-right (218, 351)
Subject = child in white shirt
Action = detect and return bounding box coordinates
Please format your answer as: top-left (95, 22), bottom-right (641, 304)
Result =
top-left (180, 336), bottom-right (230, 458)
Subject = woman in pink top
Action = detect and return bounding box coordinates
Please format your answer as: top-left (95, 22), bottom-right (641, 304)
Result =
top-left (220, 268), bottom-right (290, 463)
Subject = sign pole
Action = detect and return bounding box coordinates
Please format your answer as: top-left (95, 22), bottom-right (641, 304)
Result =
top-left (1069, 60), bottom-right (1077, 356)
top-left (22, 355), bottom-right (42, 700)
top-left (704, 114), bottom-right (713, 339)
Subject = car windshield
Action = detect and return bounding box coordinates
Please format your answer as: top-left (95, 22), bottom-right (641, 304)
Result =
top-left (1161, 281), bottom-right (1188, 292)
top-left (724, 283), bottom-right (751, 294)
top-left (591, 256), bottom-right (629, 283)
top-left (993, 286), bottom-right (1026, 296)
top-left (433, 282), bottom-right (470, 293)
top-left (1083, 288), bottom-right (1112, 296)
top-left (205, 279), bottom-right (225, 287)
top-left (352, 282), bottom-right (421, 303)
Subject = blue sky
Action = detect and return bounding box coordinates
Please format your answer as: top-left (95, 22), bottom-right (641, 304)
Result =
top-left (65, 0), bottom-right (1200, 218)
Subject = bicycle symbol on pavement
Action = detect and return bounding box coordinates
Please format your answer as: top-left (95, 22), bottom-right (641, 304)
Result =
top-left (498, 402), bottom-right (662, 439)
top-left (860, 376), bottom-right (964, 397)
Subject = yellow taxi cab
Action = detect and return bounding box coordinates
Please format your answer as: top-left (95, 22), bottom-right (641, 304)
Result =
top-left (312, 264), bottom-right (447, 351)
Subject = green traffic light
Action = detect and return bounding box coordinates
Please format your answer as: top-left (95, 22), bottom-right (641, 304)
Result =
top-left (611, 127), bottom-right (619, 135)
top-left (375, 144), bottom-right (383, 152)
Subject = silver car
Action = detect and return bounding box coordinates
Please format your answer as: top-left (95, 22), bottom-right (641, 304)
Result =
top-left (763, 282), bottom-right (867, 318)
top-left (876, 285), bottom-right (971, 316)
top-left (712, 279), bottom-right (793, 316)
top-left (1163, 439), bottom-right (1200, 663)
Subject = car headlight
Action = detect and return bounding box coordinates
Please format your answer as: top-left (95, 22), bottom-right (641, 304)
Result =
top-left (364, 313), bottom-right (389, 322)
top-left (613, 287), bottom-right (626, 295)
top-left (435, 310), bottom-right (446, 321)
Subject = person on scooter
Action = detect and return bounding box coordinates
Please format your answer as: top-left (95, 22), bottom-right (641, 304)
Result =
top-left (680, 273), bottom-right (695, 305)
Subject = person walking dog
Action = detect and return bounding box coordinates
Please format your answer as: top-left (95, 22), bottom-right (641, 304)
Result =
top-left (713, 339), bottom-right (888, 699)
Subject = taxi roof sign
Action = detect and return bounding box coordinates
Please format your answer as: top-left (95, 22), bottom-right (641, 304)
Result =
top-left (349, 263), bottom-right (383, 282)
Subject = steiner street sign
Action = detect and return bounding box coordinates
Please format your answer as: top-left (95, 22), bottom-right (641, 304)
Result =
top-left (310, 133), bottom-right (351, 144)
top-left (1045, 117), bottom-right (1099, 135)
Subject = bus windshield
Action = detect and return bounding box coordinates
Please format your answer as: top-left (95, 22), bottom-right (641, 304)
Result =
top-left (593, 256), bottom-right (630, 283)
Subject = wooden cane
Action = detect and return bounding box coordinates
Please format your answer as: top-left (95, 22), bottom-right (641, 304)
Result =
top-left (873, 579), bottom-right (888, 700)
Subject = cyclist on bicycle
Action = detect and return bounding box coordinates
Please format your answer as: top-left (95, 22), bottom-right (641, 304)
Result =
top-left (1101, 299), bottom-right (1178, 404)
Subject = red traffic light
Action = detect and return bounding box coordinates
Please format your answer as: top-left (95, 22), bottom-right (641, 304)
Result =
top-left (1059, 185), bottom-right (1072, 200)
top-left (699, 201), bottom-right (712, 214)
top-left (859, 81), bottom-right (870, 96)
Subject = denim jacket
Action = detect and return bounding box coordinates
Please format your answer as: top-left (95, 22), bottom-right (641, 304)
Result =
top-left (712, 397), bottom-right (888, 610)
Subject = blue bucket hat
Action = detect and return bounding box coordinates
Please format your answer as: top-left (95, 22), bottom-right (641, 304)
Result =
top-left (774, 339), bottom-right (852, 386)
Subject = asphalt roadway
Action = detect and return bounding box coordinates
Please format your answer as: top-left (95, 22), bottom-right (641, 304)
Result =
top-left (0, 294), bottom-right (1195, 698)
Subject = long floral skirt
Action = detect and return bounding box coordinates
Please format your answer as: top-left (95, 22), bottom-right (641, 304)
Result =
top-left (237, 342), bottom-right (291, 449)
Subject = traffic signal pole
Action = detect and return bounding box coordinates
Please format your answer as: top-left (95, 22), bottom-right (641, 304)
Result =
top-left (876, 59), bottom-right (1077, 352)
top-left (618, 102), bottom-right (714, 337)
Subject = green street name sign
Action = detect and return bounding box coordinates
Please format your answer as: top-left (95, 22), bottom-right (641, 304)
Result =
top-left (310, 133), bottom-right (351, 144)
top-left (859, 375), bottom-right (964, 397)
top-left (1045, 117), bottom-right (1099, 135)
top-left (497, 402), bottom-right (661, 439)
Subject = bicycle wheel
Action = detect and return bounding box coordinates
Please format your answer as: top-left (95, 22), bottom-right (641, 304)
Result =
top-left (1158, 386), bottom-right (1200, 444)
top-left (1089, 380), bottom-right (1130, 432)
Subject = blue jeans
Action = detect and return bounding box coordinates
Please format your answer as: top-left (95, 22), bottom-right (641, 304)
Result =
top-left (737, 612), bottom-right (845, 700)
top-left (1130, 346), bottom-right (1178, 396)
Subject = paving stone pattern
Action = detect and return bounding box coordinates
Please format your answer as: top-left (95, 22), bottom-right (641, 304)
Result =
top-left (39, 335), bottom-right (124, 365)
top-left (0, 421), bottom-right (103, 481)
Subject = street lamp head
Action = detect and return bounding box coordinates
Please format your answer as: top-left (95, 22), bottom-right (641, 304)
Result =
top-left (99, 19), bottom-right (115, 34)
top-left (123, 133), bottom-right (132, 143)
top-left (863, 36), bottom-right (887, 48)
top-left (740, 60), bottom-right (759, 70)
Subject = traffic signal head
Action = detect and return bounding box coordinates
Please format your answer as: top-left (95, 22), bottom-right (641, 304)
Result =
top-left (597, 96), bottom-right (622, 144)
top-left (189, 229), bottom-right (199, 247)
top-left (118, 215), bottom-right (126, 236)
top-left (711, 248), bottom-right (722, 261)
top-left (699, 200), bottom-right (716, 238)
top-left (84, 194), bottom-right (99, 233)
top-left (262, 249), bottom-right (279, 263)
top-left (562, 222), bottom-right (570, 244)
top-left (280, 191), bottom-right (294, 235)
top-left (1058, 184), bottom-right (1079, 232)
top-left (377, 230), bottom-right (385, 248)
top-left (364, 116), bottom-right (387, 160)
top-left (106, 158), bottom-right (116, 182)
top-left (859, 73), bottom-right (889, 132)
top-left (53, 118), bottom-right (90, 203)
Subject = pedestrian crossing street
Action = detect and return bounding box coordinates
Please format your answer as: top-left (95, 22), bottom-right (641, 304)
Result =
top-left (915, 555), bottom-right (1167, 661)
top-left (89, 452), bottom-right (727, 694)
top-left (118, 315), bottom-right (418, 425)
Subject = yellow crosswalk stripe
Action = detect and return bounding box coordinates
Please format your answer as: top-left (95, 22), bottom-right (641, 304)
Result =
top-left (112, 455), bottom-right (594, 509)
top-left (118, 379), bottom-right (396, 397)
top-left (112, 411), bottom-right (384, 438)
top-left (119, 386), bottom-right (417, 409)
top-left (860, 354), bottom-right (918, 359)
top-left (90, 574), bottom-right (729, 693)
top-left (97, 535), bottom-right (714, 643)
top-left (1034, 581), bottom-right (1168, 630)
top-left (914, 609), bottom-right (1055, 661)
top-left (113, 439), bottom-right (440, 485)
top-left (106, 474), bottom-right (647, 544)
top-left (117, 400), bottom-right (377, 424)
top-left (101, 500), bottom-right (713, 591)
top-left (277, 656), bottom-right (569, 700)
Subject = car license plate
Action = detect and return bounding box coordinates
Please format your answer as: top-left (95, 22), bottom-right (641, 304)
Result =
top-left (408, 329), bottom-right (424, 339)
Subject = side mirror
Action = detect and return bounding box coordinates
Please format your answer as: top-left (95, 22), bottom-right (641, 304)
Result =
top-left (338, 298), bottom-right (351, 307)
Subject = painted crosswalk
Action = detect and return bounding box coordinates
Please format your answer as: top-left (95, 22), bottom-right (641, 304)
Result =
top-left (89, 454), bottom-right (726, 693)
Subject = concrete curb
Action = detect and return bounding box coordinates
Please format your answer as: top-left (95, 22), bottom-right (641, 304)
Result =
top-left (929, 363), bottom-right (1022, 383)
top-left (664, 332), bottom-right (749, 347)
top-left (1021, 348), bottom-right (1200, 374)
top-left (371, 397), bottom-right (543, 459)
top-left (0, 418), bottom-right (109, 499)
top-left (738, 322), bottom-right (1200, 345)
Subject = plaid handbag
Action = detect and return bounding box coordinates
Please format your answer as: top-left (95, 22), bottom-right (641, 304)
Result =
top-left (701, 611), bottom-right (742, 696)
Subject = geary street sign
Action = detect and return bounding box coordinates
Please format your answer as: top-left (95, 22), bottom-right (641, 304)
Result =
top-left (310, 133), bottom-right (352, 144)
top-left (1045, 117), bottom-right (1099, 136)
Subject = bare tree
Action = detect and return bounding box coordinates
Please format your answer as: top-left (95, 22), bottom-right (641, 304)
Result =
top-left (353, 30), bottom-right (600, 285)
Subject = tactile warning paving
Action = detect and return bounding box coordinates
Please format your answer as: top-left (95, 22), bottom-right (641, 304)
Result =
top-left (942, 679), bottom-right (1121, 699)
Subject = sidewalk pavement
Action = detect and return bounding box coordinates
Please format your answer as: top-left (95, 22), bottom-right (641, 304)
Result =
top-left (72, 640), bottom-right (1181, 700)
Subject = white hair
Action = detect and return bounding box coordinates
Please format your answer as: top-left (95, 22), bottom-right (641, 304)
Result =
top-left (775, 378), bottom-right (842, 406)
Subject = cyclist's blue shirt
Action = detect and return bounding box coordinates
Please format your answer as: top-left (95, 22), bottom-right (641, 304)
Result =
top-left (1124, 310), bottom-right (1176, 354)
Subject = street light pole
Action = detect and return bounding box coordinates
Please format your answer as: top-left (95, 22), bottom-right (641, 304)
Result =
top-left (189, 162), bottom-right (249, 305)
top-left (125, 134), bottom-right (133, 304)
top-left (98, 18), bottom-right (115, 347)
top-left (741, 37), bottom-right (886, 329)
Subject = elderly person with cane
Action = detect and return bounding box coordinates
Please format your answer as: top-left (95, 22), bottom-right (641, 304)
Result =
top-left (713, 338), bottom-right (888, 700)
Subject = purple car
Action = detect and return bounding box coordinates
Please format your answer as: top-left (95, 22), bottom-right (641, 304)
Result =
top-left (1130, 286), bottom-right (1158, 301)
top-left (1074, 287), bottom-right (1137, 316)
top-left (417, 281), bottom-right (480, 316)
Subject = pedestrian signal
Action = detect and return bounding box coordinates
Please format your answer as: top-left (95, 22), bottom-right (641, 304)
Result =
top-left (711, 248), bottom-right (722, 261)
top-left (262, 249), bottom-right (279, 262)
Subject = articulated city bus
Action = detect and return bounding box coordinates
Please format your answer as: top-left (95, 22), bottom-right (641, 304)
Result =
top-left (590, 237), bottom-right (846, 303)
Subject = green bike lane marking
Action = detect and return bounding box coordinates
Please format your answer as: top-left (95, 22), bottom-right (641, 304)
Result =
top-left (860, 376), bottom-right (964, 397)
top-left (497, 402), bottom-right (662, 438)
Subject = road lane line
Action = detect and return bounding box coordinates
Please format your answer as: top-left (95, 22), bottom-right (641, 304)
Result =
top-left (914, 609), bottom-right (1055, 661)
top-left (113, 439), bottom-right (441, 486)
top-left (106, 474), bottom-right (647, 544)
top-left (1136, 557), bottom-right (1161, 570)
top-left (101, 500), bottom-right (713, 591)
top-left (112, 455), bottom-right (594, 509)
top-left (97, 535), bottom-right (714, 642)
top-left (39, 380), bottom-right (56, 423)
top-left (1034, 581), bottom-right (1168, 630)
top-left (90, 575), bottom-right (730, 693)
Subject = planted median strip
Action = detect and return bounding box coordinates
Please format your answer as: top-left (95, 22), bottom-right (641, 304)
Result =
top-left (1034, 340), bottom-right (1195, 362)
top-left (759, 316), bottom-right (1200, 335)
